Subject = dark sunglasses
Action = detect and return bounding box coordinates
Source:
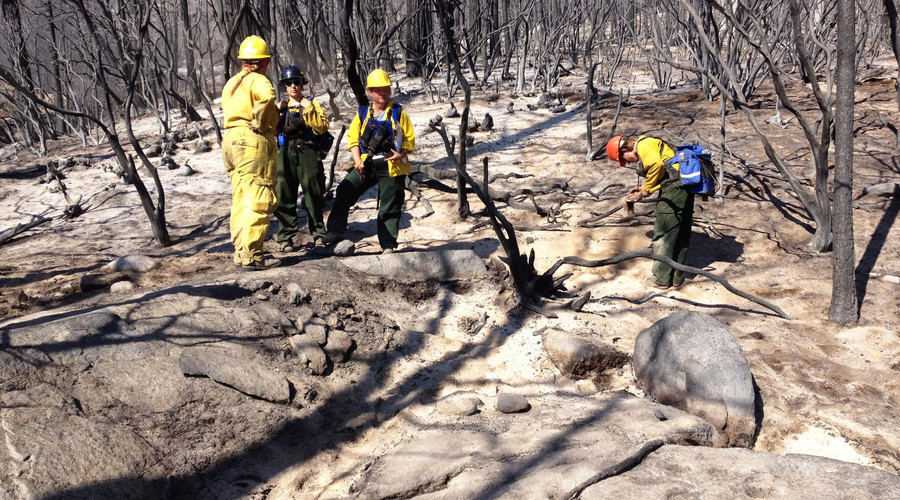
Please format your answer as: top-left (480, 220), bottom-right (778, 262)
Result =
top-left (283, 79), bottom-right (305, 87)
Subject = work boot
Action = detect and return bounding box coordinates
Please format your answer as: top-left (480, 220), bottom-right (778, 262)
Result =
top-left (240, 255), bottom-right (281, 271)
top-left (646, 277), bottom-right (670, 290)
top-left (278, 241), bottom-right (299, 253)
top-left (321, 231), bottom-right (344, 245)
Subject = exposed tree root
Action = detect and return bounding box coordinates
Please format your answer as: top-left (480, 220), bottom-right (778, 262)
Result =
top-left (537, 248), bottom-right (792, 319)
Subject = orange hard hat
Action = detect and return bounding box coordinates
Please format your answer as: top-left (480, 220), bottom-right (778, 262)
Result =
top-left (606, 135), bottom-right (627, 166)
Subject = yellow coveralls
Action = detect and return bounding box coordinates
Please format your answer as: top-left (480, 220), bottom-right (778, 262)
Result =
top-left (221, 70), bottom-right (280, 266)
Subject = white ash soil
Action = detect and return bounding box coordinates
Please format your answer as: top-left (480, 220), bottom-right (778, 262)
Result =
top-left (1, 68), bottom-right (899, 496)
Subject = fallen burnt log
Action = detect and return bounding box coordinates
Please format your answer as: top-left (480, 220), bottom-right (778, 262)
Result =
top-left (0, 216), bottom-right (52, 246)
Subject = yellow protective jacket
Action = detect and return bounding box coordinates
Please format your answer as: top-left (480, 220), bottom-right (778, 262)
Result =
top-left (222, 71), bottom-right (279, 136)
top-left (635, 136), bottom-right (677, 194)
top-left (347, 101), bottom-right (415, 177)
top-left (280, 98), bottom-right (329, 136)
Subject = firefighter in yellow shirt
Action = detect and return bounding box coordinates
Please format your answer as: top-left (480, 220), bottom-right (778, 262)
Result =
top-left (321, 69), bottom-right (415, 253)
top-left (607, 134), bottom-right (695, 289)
top-left (221, 35), bottom-right (281, 270)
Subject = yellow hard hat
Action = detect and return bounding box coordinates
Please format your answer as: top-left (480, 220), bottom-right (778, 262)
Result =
top-left (366, 69), bottom-right (392, 88)
top-left (238, 35), bottom-right (272, 60)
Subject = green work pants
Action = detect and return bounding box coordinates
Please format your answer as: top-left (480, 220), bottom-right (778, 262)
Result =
top-left (275, 146), bottom-right (326, 243)
top-left (651, 183), bottom-right (694, 286)
top-left (326, 157), bottom-right (406, 250)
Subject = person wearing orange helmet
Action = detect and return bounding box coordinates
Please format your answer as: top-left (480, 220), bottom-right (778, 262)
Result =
top-left (221, 35), bottom-right (281, 270)
top-left (606, 134), bottom-right (695, 289)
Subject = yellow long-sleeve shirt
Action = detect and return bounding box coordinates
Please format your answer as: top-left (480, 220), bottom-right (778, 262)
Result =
top-left (347, 101), bottom-right (415, 177)
top-left (635, 136), bottom-right (677, 194)
top-left (281, 98), bottom-right (329, 136)
top-left (221, 71), bottom-right (279, 136)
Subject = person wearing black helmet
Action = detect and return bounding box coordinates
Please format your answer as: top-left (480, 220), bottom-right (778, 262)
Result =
top-left (273, 65), bottom-right (330, 252)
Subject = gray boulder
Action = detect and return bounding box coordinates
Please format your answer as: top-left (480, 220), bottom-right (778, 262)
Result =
top-left (178, 344), bottom-right (290, 402)
top-left (582, 445), bottom-right (900, 499)
top-left (542, 328), bottom-right (629, 379)
top-left (633, 311), bottom-right (757, 447)
top-left (354, 391), bottom-right (720, 499)
top-left (2, 407), bottom-right (158, 499)
top-left (496, 392), bottom-right (529, 413)
top-left (860, 182), bottom-right (898, 198)
top-left (338, 249), bottom-right (487, 280)
top-left (104, 255), bottom-right (157, 273)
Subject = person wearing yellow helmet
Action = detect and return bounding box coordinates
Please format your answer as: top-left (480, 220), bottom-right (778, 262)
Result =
top-left (221, 35), bottom-right (281, 270)
top-left (321, 68), bottom-right (415, 253)
top-left (606, 134), bottom-right (695, 289)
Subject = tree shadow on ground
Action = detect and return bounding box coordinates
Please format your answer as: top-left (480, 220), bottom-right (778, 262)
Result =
top-left (855, 194), bottom-right (900, 311)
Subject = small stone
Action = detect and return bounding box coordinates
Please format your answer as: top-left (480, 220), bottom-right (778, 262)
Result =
top-left (482, 113), bottom-right (494, 130)
top-left (334, 239), bottom-right (355, 256)
top-left (286, 283), bottom-right (310, 304)
top-left (103, 255), bottom-right (157, 273)
top-left (437, 393), bottom-right (482, 416)
top-left (324, 330), bottom-right (354, 363)
top-left (303, 318), bottom-right (329, 345)
top-left (237, 278), bottom-right (271, 291)
top-left (294, 306), bottom-right (315, 328)
top-left (445, 103), bottom-right (459, 118)
top-left (194, 139), bottom-right (212, 154)
top-left (144, 143), bottom-right (162, 158)
top-left (289, 335), bottom-right (328, 375)
top-left (496, 393), bottom-right (529, 413)
top-left (109, 281), bottom-right (136, 294)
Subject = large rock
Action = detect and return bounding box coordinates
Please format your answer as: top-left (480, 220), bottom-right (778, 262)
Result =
top-left (633, 311), bottom-right (757, 447)
top-left (178, 344), bottom-right (290, 403)
top-left (542, 328), bottom-right (629, 379)
top-left (91, 356), bottom-right (199, 413)
top-left (354, 391), bottom-right (720, 498)
top-left (0, 349), bottom-right (51, 392)
top-left (339, 249), bottom-right (488, 280)
top-left (583, 445), bottom-right (900, 499)
top-left (1, 407), bottom-right (159, 499)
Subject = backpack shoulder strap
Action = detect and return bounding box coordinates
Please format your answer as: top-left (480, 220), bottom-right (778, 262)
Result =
top-left (359, 105), bottom-right (374, 123)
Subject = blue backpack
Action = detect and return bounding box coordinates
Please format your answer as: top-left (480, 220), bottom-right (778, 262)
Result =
top-left (665, 143), bottom-right (717, 196)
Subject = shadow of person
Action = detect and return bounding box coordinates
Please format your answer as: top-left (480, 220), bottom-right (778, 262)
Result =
top-left (638, 229), bottom-right (745, 283)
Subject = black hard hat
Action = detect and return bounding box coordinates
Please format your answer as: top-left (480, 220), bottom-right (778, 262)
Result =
top-left (280, 65), bottom-right (309, 84)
